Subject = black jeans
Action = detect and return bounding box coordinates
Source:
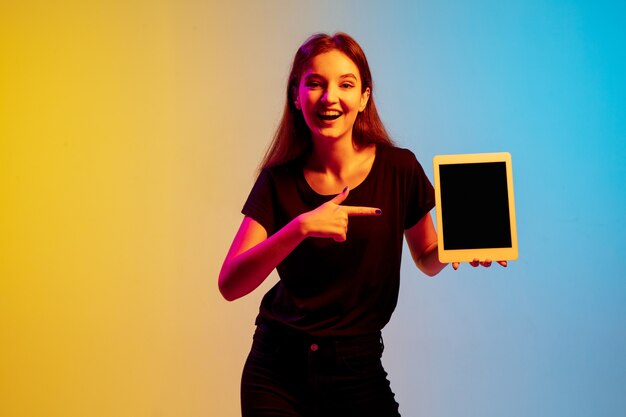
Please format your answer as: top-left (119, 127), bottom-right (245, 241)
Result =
top-left (241, 323), bottom-right (401, 417)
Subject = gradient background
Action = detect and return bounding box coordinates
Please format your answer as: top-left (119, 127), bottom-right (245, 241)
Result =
top-left (2, 1), bottom-right (624, 416)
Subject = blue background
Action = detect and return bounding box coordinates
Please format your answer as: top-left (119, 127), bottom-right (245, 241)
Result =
top-left (285, 1), bottom-right (626, 415)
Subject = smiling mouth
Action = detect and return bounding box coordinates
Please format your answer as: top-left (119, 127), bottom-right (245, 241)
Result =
top-left (317, 110), bottom-right (342, 121)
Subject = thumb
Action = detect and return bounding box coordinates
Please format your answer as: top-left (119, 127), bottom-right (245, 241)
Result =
top-left (329, 185), bottom-right (350, 205)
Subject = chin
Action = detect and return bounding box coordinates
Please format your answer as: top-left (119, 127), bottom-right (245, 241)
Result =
top-left (314, 128), bottom-right (347, 141)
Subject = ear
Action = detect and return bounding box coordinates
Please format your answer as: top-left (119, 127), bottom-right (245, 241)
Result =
top-left (292, 85), bottom-right (301, 110)
top-left (359, 87), bottom-right (371, 112)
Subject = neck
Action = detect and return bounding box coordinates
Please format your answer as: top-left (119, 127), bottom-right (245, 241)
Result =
top-left (308, 134), bottom-right (360, 175)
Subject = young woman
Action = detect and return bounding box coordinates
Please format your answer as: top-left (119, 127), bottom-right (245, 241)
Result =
top-left (219, 32), bottom-right (502, 417)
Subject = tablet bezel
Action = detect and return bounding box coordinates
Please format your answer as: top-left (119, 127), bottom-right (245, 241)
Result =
top-left (433, 152), bottom-right (518, 263)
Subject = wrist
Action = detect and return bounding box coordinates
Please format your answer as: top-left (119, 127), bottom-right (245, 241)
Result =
top-left (291, 214), bottom-right (311, 239)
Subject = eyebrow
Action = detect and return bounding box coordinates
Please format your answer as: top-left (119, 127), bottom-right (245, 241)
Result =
top-left (304, 72), bottom-right (358, 80)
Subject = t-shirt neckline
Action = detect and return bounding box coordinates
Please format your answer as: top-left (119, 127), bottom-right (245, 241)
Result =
top-left (299, 144), bottom-right (382, 198)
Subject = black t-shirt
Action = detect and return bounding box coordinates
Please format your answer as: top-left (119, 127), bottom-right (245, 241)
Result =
top-left (242, 145), bottom-right (435, 337)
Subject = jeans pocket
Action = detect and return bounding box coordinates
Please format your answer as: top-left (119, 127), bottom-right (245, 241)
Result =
top-left (253, 329), bottom-right (283, 360)
top-left (335, 338), bottom-right (384, 375)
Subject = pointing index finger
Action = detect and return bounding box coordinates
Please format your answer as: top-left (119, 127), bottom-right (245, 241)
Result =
top-left (343, 206), bottom-right (382, 217)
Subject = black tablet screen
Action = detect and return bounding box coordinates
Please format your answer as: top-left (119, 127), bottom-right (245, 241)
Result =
top-left (439, 162), bottom-right (512, 250)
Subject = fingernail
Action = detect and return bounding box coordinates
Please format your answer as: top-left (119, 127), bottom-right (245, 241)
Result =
top-left (375, 209), bottom-right (382, 215)
top-left (343, 186), bottom-right (348, 192)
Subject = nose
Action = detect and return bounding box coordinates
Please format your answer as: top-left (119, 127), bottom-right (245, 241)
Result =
top-left (322, 84), bottom-right (338, 104)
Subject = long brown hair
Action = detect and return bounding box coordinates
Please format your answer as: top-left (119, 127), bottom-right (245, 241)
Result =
top-left (260, 32), bottom-right (394, 170)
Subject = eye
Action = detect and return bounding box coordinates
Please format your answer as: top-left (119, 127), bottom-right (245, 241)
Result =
top-left (305, 80), bottom-right (322, 88)
top-left (341, 82), bottom-right (355, 89)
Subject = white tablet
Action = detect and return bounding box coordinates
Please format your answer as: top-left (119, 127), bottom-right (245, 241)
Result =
top-left (433, 152), bottom-right (518, 263)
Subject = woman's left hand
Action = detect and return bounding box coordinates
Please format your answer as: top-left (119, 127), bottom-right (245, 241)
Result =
top-left (451, 259), bottom-right (507, 270)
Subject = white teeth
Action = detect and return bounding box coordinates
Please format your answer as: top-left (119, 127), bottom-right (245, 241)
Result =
top-left (319, 110), bottom-right (341, 116)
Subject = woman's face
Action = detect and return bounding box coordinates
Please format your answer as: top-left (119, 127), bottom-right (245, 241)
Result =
top-left (295, 50), bottom-right (370, 144)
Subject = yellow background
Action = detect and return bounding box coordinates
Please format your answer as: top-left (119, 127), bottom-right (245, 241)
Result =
top-left (1, 1), bottom-right (292, 415)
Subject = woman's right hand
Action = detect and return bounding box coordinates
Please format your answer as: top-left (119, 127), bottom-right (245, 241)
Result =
top-left (298, 186), bottom-right (382, 242)
top-left (219, 186), bottom-right (381, 301)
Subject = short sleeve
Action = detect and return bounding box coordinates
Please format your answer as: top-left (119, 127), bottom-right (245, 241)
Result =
top-left (242, 169), bottom-right (276, 235)
top-left (403, 151), bottom-right (435, 229)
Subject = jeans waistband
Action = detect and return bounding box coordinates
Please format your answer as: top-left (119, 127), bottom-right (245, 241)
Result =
top-left (256, 322), bottom-right (383, 351)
